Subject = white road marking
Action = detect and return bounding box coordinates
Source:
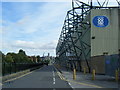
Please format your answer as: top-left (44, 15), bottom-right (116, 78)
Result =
top-left (53, 71), bottom-right (55, 85)
top-left (53, 78), bottom-right (55, 82)
top-left (53, 71), bottom-right (55, 77)
top-left (53, 81), bottom-right (55, 84)
top-left (68, 82), bottom-right (74, 88)
top-left (68, 82), bottom-right (71, 85)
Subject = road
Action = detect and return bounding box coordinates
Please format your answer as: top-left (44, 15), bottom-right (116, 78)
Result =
top-left (2, 65), bottom-right (72, 90)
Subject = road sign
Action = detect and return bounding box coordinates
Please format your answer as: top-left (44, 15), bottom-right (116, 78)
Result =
top-left (92, 16), bottom-right (109, 27)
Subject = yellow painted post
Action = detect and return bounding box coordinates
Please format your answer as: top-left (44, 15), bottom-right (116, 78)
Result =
top-left (84, 68), bottom-right (86, 75)
top-left (73, 69), bottom-right (76, 80)
top-left (118, 68), bottom-right (120, 81)
top-left (59, 64), bottom-right (61, 69)
top-left (115, 70), bottom-right (119, 82)
top-left (59, 64), bottom-right (60, 68)
top-left (92, 69), bottom-right (95, 80)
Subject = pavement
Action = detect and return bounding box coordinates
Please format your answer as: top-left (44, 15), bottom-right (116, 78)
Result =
top-left (57, 66), bottom-right (120, 90)
top-left (2, 65), bottom-right (72, 90)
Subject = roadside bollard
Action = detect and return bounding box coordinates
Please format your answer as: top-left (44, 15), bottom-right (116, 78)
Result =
top-left (118, 68), bottom-right (119, 75)
top-left (92, 69), bottom-right (95, 80)
top-left (115, 70), bottom-right (119, 82)
top-left (73, 68), bottom-right (76, 80)
top-left (58, 64), bottom-right (61, 69)
top-left (57, 64), bottom-right (59, 68)
top-left (84, 68), bottom-right (86, 75)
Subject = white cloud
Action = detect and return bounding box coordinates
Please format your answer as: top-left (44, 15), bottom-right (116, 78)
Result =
top-left (2, 1), bottom-right (119, 56)
top-left (1, 2), bottom-right (70, 56)
top-left (20, 2), bottom-right (71, 33)
top-left (1, 39), bottom-right (57, 56)
top-left (13, 40), bottom-right (57, 50)
top-left (15, 40), bottom-right (35, 48)
top-left (3, 2), bottom-right (71, 34)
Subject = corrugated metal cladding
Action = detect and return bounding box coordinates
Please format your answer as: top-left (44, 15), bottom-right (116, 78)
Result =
top-left (91, 9), bottom-right (120, 57)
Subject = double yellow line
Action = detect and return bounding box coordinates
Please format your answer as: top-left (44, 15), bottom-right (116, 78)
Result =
top-left (55, 68), bottom-right (102, 88)
top-left (57, 72), bottom-right (66, 80)
top-left (65, 80), bottom-right (102, 88)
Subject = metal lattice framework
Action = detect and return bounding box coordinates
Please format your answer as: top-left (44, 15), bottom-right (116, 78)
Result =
top-left (56, 0), bottom-right (120, 72)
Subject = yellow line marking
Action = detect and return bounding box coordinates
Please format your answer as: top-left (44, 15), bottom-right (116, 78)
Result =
top-left (3, 66), bottom-right (43, 83)
top-left (0, 83), bottom-right (2, 85)
top-left (54, 66), bottom-right (103, 88)
top-left (57, 72), bottom-right (64, 80)
top-left (3, 71), bottom-right (33, 83)
top-left (65, 79), bottom-right (102, 88)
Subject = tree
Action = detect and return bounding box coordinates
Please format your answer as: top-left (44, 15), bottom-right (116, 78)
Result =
top-left (5, 54), bottom-right (13, 63)
top-left (7, 53), bottom-right (18, 63)
top-left (0, 51), bottom-right (2, 63)
top-left (6, 49), bottom-right (32, 63)
top-left (17, 49), bottom-right (31, 63)
top-left (0, 51), bottom-right (6, 63)
top-left (44, 59), bottom-right (50, 64)
top-left (18, 49), bottom-right (26, 55)
top-left (36, 55), bottom-right (41, 63)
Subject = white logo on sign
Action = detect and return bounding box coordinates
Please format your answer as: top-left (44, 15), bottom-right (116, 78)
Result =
top-left (97, 17), bottom-right (104, 26)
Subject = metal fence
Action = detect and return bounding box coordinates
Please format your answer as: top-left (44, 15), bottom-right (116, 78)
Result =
top-left (2, 62), bottom-right (43, 76)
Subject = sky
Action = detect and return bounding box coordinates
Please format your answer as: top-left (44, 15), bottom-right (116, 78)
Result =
top-left (0, 0), bottom-right (119, 56)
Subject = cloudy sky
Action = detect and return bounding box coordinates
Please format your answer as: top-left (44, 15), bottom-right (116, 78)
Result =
top-left (1, 0), bottom-right (119, 56)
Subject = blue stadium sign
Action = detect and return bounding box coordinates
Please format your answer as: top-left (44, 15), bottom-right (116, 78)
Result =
top-left (106, 60), bottom-right (110, 64)
top-left (92, 16), bottom-right (109, 27)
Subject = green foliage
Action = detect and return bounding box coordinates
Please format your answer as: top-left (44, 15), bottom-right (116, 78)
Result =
top-left (44, 59), bottom-right (50, 64)
top-left (5, 54), bottom-right (13, 63)
top-left (0, 51), bottom-right (2, 63)
top-left (17, 50), bottom-right (33, 63)
top-left (18, 49), bottom-right (26, 55)
top-left (1, 49), bottom-right (44, 76)
top-left (0, 49), bottom-right (49, 64)
top-left (1, 49), bottom-right (34, 63)
top-left (36, 55), bottom-right (41, 63)
top-left (7, 53), bottom-right (17, 63)
top-left (0, 51), bottom-right (5, 63)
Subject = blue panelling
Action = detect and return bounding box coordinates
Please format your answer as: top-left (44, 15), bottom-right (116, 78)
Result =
top-left (105, 54), bottom-right (120, 76)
